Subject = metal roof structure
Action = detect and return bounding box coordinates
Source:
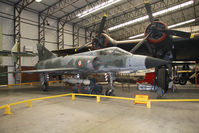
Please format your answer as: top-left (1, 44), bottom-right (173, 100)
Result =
top-left (3, 0), bottom-right (199, 43)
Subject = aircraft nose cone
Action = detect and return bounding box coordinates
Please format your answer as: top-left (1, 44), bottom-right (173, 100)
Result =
top-left (145, 57), bottom-right (170, 69)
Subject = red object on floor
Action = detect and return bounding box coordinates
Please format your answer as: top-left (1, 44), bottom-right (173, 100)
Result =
top-left (137, 72), bottom-right (155, 85)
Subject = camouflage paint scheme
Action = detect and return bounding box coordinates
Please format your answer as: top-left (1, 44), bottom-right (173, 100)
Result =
top-left (35, 45), bottom-right (148, 74)
top-left (3, 44), bottom-right (169, 92)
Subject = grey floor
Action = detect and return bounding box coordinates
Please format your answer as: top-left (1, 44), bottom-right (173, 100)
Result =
top-left (0, 83), bottom-right (199, 133)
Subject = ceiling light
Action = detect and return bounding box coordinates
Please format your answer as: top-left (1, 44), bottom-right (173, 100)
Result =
top-left (35, 0), bottom-right (42, 2)
top-left (168, 19), bottom-right (195, 29)
top-left (108, 16), bottom-right (149, 31)
top-left (128, 19), bottom-right (196, 39)
top-left (77, 0), bottom-right (121, 18)
top-left (153, 0), bottom-right (193, 17)
top-left (108, 0), bottom-right (193, 31)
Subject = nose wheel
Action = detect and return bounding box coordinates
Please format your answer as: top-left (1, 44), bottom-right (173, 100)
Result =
top-left (105, 89), bottom-right (114, 96)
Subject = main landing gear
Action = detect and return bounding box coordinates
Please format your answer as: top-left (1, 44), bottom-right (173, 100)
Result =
top-left (105, 72), bottom-right (115, 96)
top-left (40, 73), bottom-right (49, 91)
top-left (154, 67), bottom-right (169, 98)
top-left (157, 67), bottom-right (169, 93)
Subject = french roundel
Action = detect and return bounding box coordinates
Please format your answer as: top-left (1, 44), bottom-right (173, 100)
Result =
top-left (77, 59), bottom-right (83, 67)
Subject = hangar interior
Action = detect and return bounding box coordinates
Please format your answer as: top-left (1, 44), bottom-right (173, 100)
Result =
top-left (0, 0), bottom-right (199, 84)
top-left (0, 0), bottom-right (199, 133)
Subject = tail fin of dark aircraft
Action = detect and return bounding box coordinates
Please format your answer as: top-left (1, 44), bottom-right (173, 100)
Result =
top-left (37, 44), bottom-right (57, 61)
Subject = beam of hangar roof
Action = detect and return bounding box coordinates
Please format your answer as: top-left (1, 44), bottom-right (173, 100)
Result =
top-left (58, 0), bottom-right (98, 23)
top-left (58, 0), bottom-right (122, 24)
top-left (111, 3), bottom-right (198, 40)
top-left (86, 0), bottom-right (194, 32)
top-left (76, 0), bottom-right (194, 34)
top-left (74, 0), bottom-right (160, 30)
top-left (108, 0), bottom-right (194, 31)
top-left (39, 0), bottom-right (80, 19)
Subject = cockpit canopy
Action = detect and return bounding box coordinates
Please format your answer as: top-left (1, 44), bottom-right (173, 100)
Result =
top-left (98, 47), bottom-right (130, 56)
top-left (76, 47), bottom-right (132, 56)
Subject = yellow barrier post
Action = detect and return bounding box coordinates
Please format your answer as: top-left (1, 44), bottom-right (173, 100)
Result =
top-left (27, 101), bottom-right (32, 107)
top-left (96, 96), bottom-right (100, 103)
top-left (147, 101), bottom-right (151, 109)
top-left (3, 92), bottom-right (199, 115)
top-left (30, 83), bottom-right (33, 86)
top-left (72, 94), bottom-right (75, 101)
top-left (4, 104), bottom-right (11, 115)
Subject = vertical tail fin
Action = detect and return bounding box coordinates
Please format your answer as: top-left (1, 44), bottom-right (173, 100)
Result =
top-left (37, 44), bottom-right (57, 61)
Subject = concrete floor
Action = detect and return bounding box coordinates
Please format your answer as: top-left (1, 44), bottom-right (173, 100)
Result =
top-left (0, 83), bottom-right (199, 133)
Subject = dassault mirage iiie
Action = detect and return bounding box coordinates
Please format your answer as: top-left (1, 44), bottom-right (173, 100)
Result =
top-left (19, 43), bottom-right (169, 95)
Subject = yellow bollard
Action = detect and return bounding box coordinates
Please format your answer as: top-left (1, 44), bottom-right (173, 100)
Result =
top-left (4, 104), bottom-right (11, 115)
top-left (147, 101), bottom-right (151, 109)
top-left (7, 85), bottom-right (10, 88)
top-left (96, 96), bottom-right (100, 103)
top-left (30, 83), bottom-right (33, 86)
top-left (72, 94), bottom-right (75, 101)
top-left (27, 101), bottom-right (32, 107)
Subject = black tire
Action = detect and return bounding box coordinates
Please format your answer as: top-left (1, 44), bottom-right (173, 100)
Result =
top-left (173, 77), bottom-right (179, 84)
top-left (156, 87), bottom-right (164, 99)
top-left (179, 77), bottom-right (187, 85)
top-left (105, 89), bottom-right (114, 96)
top-left (157, 67), bottom-right (168, 93)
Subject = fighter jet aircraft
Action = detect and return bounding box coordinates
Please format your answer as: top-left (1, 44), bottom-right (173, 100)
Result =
top-left (18, 43), bottom-right (169, 95)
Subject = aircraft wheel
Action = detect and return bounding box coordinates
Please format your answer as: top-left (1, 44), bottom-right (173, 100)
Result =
top-left (41, 81), bottom-right (49, 91)
top-left (173, 77), bottom-right (179, 84)
top-left (105, 89), bottom-right (114, 96)
top-left (156, 87), bottom-right (164, 99)
top-left (157, 67), bottom-right (168, 93)
top-left (179, 77), bottom-right (187, 85)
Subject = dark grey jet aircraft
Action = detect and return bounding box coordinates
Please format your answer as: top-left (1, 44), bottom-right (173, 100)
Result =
top-left (19, 44), bottom-right (169, 95)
